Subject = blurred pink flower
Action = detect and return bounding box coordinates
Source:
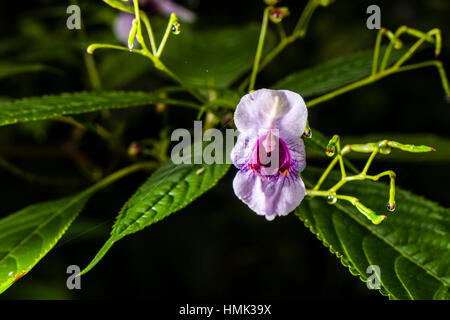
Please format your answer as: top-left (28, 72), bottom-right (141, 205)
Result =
top-left (114, 0), bottom-right (197, 44)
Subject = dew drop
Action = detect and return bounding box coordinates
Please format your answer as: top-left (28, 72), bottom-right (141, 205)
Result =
top-left (327, 195), bottom-right (337, 204)
top-left (171, 22), bottom-right (181, 35)
top-left (387, 203), bottom-right (396, 212)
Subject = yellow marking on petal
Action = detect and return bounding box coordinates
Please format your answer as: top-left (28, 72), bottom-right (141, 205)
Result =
top-left (269, 95), bottom-right (281, 120)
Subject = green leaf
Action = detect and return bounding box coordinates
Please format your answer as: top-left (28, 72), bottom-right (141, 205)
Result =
top-left (0, 91), bottom-right (199, 127)
top-left (0, 194), bottom-right (91, 294)
top-left (99, 53), bottom-right (153, 89)
top-left (274, 46), bottom-right (407, 98)
top-left (298, 167), bottom-right (450, 299)
top-left (0, 64), bottom-right (57, 80)
top-left (80, 146), bottom-right (231, 274)
top-left (162, 24), bottom-right (275, 88)
top-left (394, 256), bottom-right (446, 300)
top-left (0, 163), bottom-right (152, 294)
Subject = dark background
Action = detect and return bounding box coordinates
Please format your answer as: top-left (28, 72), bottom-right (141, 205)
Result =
top-left (0, 0), bottom-right (449, 299)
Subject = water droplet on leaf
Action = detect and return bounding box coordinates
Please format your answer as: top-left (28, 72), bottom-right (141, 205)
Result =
top-left (171, 22), bottom-right (181, 35)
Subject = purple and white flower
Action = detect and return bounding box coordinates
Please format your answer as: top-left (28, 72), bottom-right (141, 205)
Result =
top-left (114, 0), bottom-right (197, 44)
top-left (231, 89), bottom-right (308, 221)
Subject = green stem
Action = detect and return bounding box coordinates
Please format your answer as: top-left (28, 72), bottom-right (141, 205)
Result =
top-left (0, 156), bottom-right (82, 187)
top-left (396, 60), bottom-right (450, 96)
top-left (103, 0), bottom-right (156, 54)
top-left (55, 116), bottom-right (114, 143)
top-left (249, 6), bottom-right (271, 92)
top-left (313, 155), bottom-right (339, 190)
top-left (238, 39), bottom-right (290, 91)
top-left (83, 54), bottom-right (102, 90)
top-left (87, 43), bottom-right (205, 103)
top-left (393, 29), bottom-right (437, 68)
top-left (73, 0), bottom-right (102, 90)
top-left (139, 50), bottom-right (206, 103)
top-left (87, 43), bottom-right (130, 54)
top-left (141, 14), bottom-right (157, 55)
top-left (239, 0), bottom-right (324, 92)
top-left (277, 23), bottom-right (287, 40)
top-left (156, 13), bottom-right (176, 57)
top-left (379, 43), bottom-right (394, 72)
top-left (132, 0), bottom-right (149, 53)
top-left (372, 28), bottom-right (384, 75)
top-left (307, 56), bottom-right (450, 108)
top-left (83, 162), bottom-right (157, 195)
top-left (307, 134), bottom-right (434, 223)
top-left (361, 148), bottom-right (379, 175)
top-left (338, 155), bottom-right (346, 179)
top-left (306, 73), bottom-right (381, 107)
top-left (293, 0), bottom-right (319, 37)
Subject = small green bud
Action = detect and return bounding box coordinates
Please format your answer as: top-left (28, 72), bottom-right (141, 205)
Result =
top-left (86, 46), bottom-right (94, 54)
top-left (128, 141), bottom-right (142, 157)
top-left (128, 19), bottom-right (138, 51)
top-left (387, 141), bottom-right (436, 153)
top-left (394, 39), bottom-right (403, 50)
top-left (326, 135), bottom-right (340, 157)
top-left (303, 122), bottom-right (312, 138)
top-left (354, 201), bottom-right (386, 224)
top-left (171, 15), bottom-right (181, 35)
top-left (156, 92), bottom-right (168, 113)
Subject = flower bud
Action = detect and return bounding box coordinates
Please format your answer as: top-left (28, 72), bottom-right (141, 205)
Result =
top-left (156, 93), bottom-right (168, 113)
top-left (318, 0), bottom-right (336, 6)
top-left (264, 0), bottom-right (279, 6)
top-left (171, 15), bottom-right (181, 35)
top-left (326, 135), bottom-right (339, 157)
top-left (269, 7), bottom-right (290, 23)
top-left (354, 201), bottom-right (386, 224)
top-left (303, 123), bottom-right (312, 138)
top-left (222, 113), bottom-right (234, 128)
top-left (128, 19), bottom-right (138, 51)
top-left (128, 142), bottom-right (142, 157)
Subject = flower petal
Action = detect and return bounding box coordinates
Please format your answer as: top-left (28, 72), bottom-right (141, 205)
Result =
top-left (234, 89), bottom-right (307, 136)
top-left (230, 129), bottom-right (259, 170)
top-left (233, 169), bottom-right (306, 220)
top-left (155, 0), bottom-right (197, 22)
top-left (283, 133), bottom-right (307, 174)
top-left (113, 13), bottom-right (135, 45)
